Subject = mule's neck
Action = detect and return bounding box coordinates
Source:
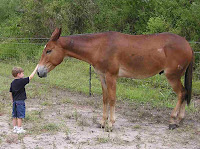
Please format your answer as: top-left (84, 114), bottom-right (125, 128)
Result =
top-left (59, 35), bottom-right (97, 65)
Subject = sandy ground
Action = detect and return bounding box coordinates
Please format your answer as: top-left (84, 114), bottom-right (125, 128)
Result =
top-left (0, 85), bottom-right (200, 149)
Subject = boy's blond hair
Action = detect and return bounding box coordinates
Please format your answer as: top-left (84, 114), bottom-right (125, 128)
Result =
top-left (12, 67), bottom-right (24, 77)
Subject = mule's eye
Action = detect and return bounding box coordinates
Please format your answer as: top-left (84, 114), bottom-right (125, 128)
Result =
top-left (46, 50), bottom-right (52, 54)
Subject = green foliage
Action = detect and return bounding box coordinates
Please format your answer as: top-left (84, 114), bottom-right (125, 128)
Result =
top-left (67, 0), bottom-right (97, 34)
top-left (0, 0), bottom-right (200, 109)
top-left (0, 0), bottom-right (22, 37)
top-left (19, 0), bottom-right (53, 37)
top-left (144, 0), bottom-right (200, 40)
top-left (18, 0), bottom-right (97, 36)
top-left (145, 17), bottom-right (170, 34)
top-left (0, 0), bottom-right (200, 39)
top-left (0, 43), bottom-right (44, 62)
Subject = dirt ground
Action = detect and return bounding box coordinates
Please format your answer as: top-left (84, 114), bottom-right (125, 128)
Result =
top-left (0, 84), bottom-right (200, 149)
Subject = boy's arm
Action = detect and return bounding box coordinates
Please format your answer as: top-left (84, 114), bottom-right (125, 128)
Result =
top-left (29, 65), bottom-right (39, 80)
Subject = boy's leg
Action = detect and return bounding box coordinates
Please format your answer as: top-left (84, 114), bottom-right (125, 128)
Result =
top-left (12, 118), bottom-right (19, 133)
top-left (13, 118), bottom-right (19, 133)
top-left (13, 118), bottom-right (17, 126)
top-left (17, 118), bottom-right (26, 133)
top-left (12, 101), bottom-right (18, 127)
top-left (16, 100), bottom-right (26, 133)
top-left (12, 102), bottom-right (19, 133)
top-left (17, 118), bottom-right (22, 127)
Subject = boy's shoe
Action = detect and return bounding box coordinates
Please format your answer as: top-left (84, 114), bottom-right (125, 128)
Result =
top-left (13, 126), bottom-right (19, 133)
top-left (17, 127), bottom-right (26, 134)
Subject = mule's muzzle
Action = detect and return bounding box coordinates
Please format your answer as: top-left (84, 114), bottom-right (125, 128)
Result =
top-left (37, 65), bottom-right (48, 78)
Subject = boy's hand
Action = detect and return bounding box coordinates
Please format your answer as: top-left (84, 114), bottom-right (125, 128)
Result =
top-left (29, 64), bottom-right (39, 80)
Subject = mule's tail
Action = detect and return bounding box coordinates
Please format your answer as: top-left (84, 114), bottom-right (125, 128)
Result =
top-left (184, 53), bottom-right (194, 105)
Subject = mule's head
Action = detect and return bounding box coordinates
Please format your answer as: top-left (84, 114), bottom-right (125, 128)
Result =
top-left (37, 28), bottom-right (65, 78)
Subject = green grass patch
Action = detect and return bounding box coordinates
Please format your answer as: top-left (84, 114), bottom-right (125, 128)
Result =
top-left (133, 125), bottom-right (141, 129)
top-left (29, 123), bottom-right (60, 134)
top-left (41, 101), bottom-right (52, 106)
top-left (0, 43), bottom-right (43, 61)
top-left (0, 75), bottom-right (13, 114)
top-left (0, 59), bottom-right (199, 111)
top-left (41, 123), bottom-right (60, 132)
top-left (192, 80), bottom-right (200, 95)
top-left (60, 98), bottom-right (73, 104)
top-left (97, 136), bottom-right (110, 143)
top-left (24, 110), bottom-right (43, 123)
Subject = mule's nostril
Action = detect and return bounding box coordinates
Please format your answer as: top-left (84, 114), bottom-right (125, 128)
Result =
top-left (37, 66), bottom-right (48, 78)
top-left (37, 71), bottom-right (43, 78)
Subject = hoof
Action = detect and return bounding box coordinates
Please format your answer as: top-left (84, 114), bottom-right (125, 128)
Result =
top-left (105, 127), bottom-right (113, 132)
top-left (97, 123), bottom-right (105, 129)
top-left (104, 122), bottom-right (113, 132)
top-left (97, 123), bottom-right (113, 132)
top-left (169, 124), bottom-right (179, 130)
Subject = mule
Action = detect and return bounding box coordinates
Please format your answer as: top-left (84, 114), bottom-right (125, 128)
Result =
top-left (37, 28), bottom-right (193, 130)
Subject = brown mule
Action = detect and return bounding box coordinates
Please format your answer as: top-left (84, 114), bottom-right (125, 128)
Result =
top-left (37, 28), bottom-right (193, 130)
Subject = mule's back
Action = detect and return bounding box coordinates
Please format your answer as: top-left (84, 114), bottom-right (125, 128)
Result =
top-left (101, 32), bottom-right (192, 79)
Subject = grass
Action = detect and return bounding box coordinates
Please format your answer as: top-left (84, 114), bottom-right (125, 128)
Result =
top-left (60, 98), bottom-right (73, 104)
top-left (192, 81), bottom-right (200, 95)
top-left (41, 123), bottom-right (60, 132)
top-left (0, 74), bottom-right (13, 114)
top-left (73, 109), bottom-right (79, 122)
top-left (0, 58), bottom-right (200, 111)
top-left (97, 136), bottom-right (110, 143)
top-left (77, 116), bottom-right (91, 127)
top-left (41, 101), bottom-right (53, 106)
top-left (133, 125), bottom-right (142, 129)
top-left (64, 127), bottom-right (71, 136)
top-left (64, 113), bottom-right (73, 119)
top-left (24, 110), bottom-right (43, 123)
top-left (28, 123), bottom-right (60, 135)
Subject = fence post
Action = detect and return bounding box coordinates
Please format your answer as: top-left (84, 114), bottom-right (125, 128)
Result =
top-left (89, 64), bottom-right (92, 96)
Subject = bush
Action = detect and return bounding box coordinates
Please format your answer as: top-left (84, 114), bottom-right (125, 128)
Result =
top-left (144, 17), bottom-right (170, 34)
top-left (0, 43), bottom-right (44, 62)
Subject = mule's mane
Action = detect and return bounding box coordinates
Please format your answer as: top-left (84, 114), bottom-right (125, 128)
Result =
top-left (63, 31), bottom-right (117, 37)
top-left (61, 31), bottom-right (118, 43)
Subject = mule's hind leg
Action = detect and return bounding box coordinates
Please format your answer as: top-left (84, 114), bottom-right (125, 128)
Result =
top-left (177, 100), bottom-right (186, 124)
top-left (166, 74), bottom-right (187, 130)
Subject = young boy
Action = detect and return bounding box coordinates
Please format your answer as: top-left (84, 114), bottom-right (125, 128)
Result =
top-left (10, 65), bottom-right (38, 134)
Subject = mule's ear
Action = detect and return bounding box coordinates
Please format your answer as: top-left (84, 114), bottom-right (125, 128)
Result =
top-left (50, 28), bottom-right (62, 41)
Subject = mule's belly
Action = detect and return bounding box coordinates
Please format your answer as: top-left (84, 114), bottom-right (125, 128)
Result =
top-left (118, 67), bottom-right (162, 79)
top-left (117, 48), bottom-right (166, 79)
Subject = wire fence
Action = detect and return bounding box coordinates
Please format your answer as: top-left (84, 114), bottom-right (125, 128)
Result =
top-left (0, 38), bottom-right (200, 96)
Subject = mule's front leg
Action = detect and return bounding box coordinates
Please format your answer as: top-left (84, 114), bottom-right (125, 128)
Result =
top-left (99, 76), bottom-right (109, 128)
top-left (109, 102), bottom-right (115, 128)
top-left (100, 97), bottom-right (109, 128)
top-left (106, 74), bottom-right (117, 130)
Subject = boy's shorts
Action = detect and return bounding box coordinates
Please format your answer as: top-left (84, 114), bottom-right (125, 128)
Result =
top-left (12, 100), bottom-right (26, 118)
